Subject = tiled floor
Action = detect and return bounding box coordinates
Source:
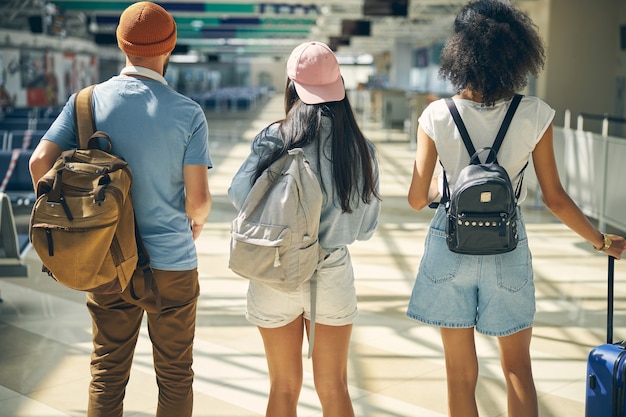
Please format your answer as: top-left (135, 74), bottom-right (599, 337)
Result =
top-left (1, 95), bottom-right (624, 417)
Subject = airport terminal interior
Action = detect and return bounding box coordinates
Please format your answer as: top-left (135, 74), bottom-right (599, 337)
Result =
top-left (0, 0), bottom-right (626, 416)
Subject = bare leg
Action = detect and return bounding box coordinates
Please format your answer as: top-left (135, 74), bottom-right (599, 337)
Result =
top-left (440, 327), bottom-right (479, 417)
top-left (307, 321), bottom-right (355, 417)
top-left (258, 317), bottom-right (305, 417)
top-left (497, 328), bottom-right (538, 417)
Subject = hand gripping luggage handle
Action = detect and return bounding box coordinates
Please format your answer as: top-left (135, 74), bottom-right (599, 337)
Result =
top-left (607, 255), bottom-right (615, 344)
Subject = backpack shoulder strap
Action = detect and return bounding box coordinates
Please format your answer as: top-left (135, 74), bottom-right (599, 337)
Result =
top-left (443, 98), bottom-right (477, 208)
top-left (74, 85), bottom-right (96, 150)
top-left (491, 94), bottom-right (523, 154)
top-left (445, 98), bottom-right (476, 158)
top-left (492, 94), bottom-right (527, 202)
top-left (446, 94), bottom-right (524, 160)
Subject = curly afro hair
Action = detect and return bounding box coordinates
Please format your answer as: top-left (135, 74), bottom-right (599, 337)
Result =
top-left (439, 0), bottom-right (545, 105)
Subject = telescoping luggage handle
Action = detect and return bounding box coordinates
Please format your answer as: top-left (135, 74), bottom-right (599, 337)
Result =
top-left (607, 256), bottom-right (615, 344)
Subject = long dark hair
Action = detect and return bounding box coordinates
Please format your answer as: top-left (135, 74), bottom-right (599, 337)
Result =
top-left (253, 79), bottom-right (379, 213)
top-left (439, 0), bottom-right (545, 104)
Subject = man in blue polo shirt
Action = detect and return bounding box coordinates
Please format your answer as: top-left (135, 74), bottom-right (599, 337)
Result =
top-left (29, 2), bottom-right (212, 416)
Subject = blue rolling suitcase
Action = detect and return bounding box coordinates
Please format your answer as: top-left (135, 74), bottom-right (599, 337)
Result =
top-left (585, 256), bottom-right (626, 417)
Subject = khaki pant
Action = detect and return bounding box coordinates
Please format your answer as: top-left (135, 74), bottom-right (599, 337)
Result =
top-left (86, 268), bottom-right (200, 417)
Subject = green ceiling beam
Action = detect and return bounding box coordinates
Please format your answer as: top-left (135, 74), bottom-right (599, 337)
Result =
top-left (174, 17), bottom-right (317, 28)
top-left (177, 28), bottom-right (310, 39)
top-left (53, 1), bottom-right (259, 14)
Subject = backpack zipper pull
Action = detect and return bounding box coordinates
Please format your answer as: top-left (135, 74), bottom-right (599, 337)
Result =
top-left (59, 195), bottom-right (74, 221)
top-left (274, 247), bottom-right (281, 267)
top-left (499, 213), bottom-right (508, 237)
top-left (45, 228), bottom-right (54, 256)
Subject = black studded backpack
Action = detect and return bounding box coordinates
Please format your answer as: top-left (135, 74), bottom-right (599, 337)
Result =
top-left (441, 94), bottom-right (527, 255)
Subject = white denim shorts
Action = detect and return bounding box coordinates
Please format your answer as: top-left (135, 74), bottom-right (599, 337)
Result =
top-left (406, 207), bottom-right (535, 337)
top-left (246, 246), bottom-right (358, 328)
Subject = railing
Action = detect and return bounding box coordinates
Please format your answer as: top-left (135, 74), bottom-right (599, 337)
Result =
top-left (526, 111), bottom-right (626, 233)
top-left (572, 111), bottom-right (626, 137)
top-left (573, 111), bottom-right (623, 232)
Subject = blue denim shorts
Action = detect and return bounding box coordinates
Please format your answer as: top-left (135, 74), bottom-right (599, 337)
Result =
top-left (246, 246), bottom-right (358, 328)
top-left (406, 207), bottom-right (535, 336)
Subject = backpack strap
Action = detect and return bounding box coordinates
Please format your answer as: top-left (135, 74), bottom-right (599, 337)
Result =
top-left (129, 219), bottom-right (161, 317)
top-left (445, 94), bottom-right (523, 163)
top-left (491, 94), bottom-right (523, 155)
top-left (308, 274), bottom-right (317, 359)
top-left (445, 98), bottom-right (477, 160)
top-left (74, 85), bottom-right (96, 150)
top-left (496, 94), bottom-right (526, 200)
top-left (493, 94), bottom-right (527, 201)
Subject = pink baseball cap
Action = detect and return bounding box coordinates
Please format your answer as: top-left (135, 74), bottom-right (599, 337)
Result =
top-left (286, 41), bottom-right (345, 105)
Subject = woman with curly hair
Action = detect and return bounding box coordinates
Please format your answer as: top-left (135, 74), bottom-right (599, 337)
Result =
top-left (406, 1), bottom-right (625, 416)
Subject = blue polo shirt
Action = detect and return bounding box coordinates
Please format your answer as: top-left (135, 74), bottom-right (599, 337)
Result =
top-left (43, 74), bottom-right (211, 270)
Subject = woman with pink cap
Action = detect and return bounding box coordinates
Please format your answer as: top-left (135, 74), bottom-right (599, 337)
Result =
top-left (229, 41), bottom-right (381, 417)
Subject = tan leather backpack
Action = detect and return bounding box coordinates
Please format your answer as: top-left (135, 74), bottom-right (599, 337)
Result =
top-left (30, 85), bottom-right (153, 296)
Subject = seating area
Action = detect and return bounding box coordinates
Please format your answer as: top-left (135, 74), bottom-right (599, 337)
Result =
top-left (0, 191), bottom-right (28, 278)
top-left (0, 107), bottom-right (51, 279)
top-left (0, 105), bottom-right (60, 133)
top-left (0, 106), bottom-right (59, 209)
top-left (0, 129), bottom-right (46, 151)
top-left (190, 86), bottom-right (272, 112)
top-left (0, 149), bottom-right (35, 206)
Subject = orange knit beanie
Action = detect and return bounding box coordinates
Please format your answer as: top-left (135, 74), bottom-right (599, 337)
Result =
top-left (116, 2), bottom-right (177, 57)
